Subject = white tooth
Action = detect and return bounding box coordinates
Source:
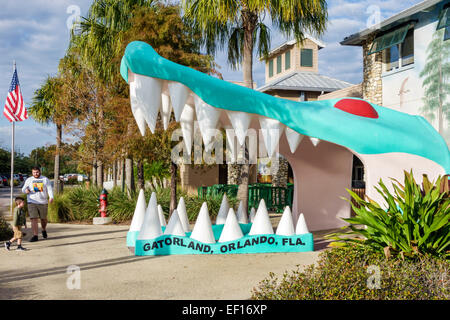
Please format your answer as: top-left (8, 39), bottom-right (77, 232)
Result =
top-left (259, 116), bottom-right (285, 158)
top-left (310, 137), bottom-right (321, 147)
top-left (218, 208), bottom-right (244, 243)
top-left (161, 82), bottom-right (172, 130)
top-left (236, 201), bottom-right (248, 224)
top-left (164, 209), bottom-right (186, 237)
top-left (248, 199), bottom-right (274, 235)
top-left (285, 126), bottom-right (304, 154)
top-left (129, 189), bottom-right (147, 232)
top-left (131, 73), bottom-right (162, 134)
top-left (157, 204), bottom-right (167, 227)
top-left (129, 74), bottom-right (147, 136)
top-left (249, 207), bottom-right (256, 223)
top-left (176, 197), bottom-right (191, 232)
top-left (276, 206), bottom-right (295, 236)
top-left (168, 82), bottom-right (190, 122)
top-left (226, 110), bottom-right (252, 146)
top-left (295, 213), bottom-right (309, 235)
top-left (137, 192), bottom-right (162, 240)
top-left (215, 194), bottom-right (229, 225)
top-left (180, 103), bottom-right (195, 156)
top-left (194, 95), bottom-right (221, 147)
top-left (190, 202), bottom-right (216, 244)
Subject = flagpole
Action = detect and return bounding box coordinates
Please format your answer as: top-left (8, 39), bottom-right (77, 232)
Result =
top-left (10, 60), bottom-right (16, 218)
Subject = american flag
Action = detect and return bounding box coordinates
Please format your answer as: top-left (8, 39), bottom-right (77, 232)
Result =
top-left (3, 67), bottom-right (28, 122)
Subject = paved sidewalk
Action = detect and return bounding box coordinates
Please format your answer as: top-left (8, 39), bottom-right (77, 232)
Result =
top-left (0, 222), bottom-right (329, 300)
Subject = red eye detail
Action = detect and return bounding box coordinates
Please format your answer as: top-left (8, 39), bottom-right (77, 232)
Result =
top-left (334, 99), bottom-right (379, 119)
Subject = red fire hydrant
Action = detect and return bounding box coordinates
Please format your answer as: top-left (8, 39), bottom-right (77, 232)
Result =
top-left (99, 188), bottom-right (108, 218)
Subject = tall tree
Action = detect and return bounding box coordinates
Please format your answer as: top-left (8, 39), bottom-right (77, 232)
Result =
top-left (420, 28), bottom-right (450, 135)
top-left (182, 0), bottom-right (328, 214)
top-left (29, 76), bottom-right (65, 193)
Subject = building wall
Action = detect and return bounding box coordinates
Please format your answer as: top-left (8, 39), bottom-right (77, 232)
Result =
top-left (180, 164), bottom-right (219, 195)
top-left (363, 4), bottom-right (450, 146)
top-left (318, 83), bottom-right (362, 100)
top-left (264, 39), bottom-right (319, 84)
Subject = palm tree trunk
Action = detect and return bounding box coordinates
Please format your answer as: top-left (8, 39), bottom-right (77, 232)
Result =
top-left (170, 161), bottom-right (177, 214)
top-left (137, 160), bottom-right (145, 190)
top-left (236, 10), bottom-right (258, 216)
top-left (125, 157), bottom-right (135, 196)
top-left (53, 124), bottom-right (62, 194)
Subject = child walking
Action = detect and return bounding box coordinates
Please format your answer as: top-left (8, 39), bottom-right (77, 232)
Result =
top-left (5, 197), bottom-right (28, 251)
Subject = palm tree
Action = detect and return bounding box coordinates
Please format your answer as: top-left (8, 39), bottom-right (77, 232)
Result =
top-left (29, 76), bottom-right (64, 194)
top-left (182, 0), bottom-right (328, 214)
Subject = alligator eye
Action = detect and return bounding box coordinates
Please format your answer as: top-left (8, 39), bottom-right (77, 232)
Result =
top-left (334, 99), bottom-right (379, 119)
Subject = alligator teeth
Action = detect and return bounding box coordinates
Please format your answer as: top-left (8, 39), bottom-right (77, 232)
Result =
top-left (285, 126), bottom-right (304, 154)
top-left (194, 95), bottom-right (221, 147)
top-left (259, 116), bottom-right (285, 158)
top-left (180, 102), bottom-right (195, 156)
top-left (249, 207), bottom-right (256, 223)
top-left (176, 197), bottom-right (191, 232)
top-left (157, 204), bottom-right (167, 227)
top-left (215, 193), bottom-right (229, 225)
top-left (310, 137), bottom-right (321, 147)
top-left (129, 189), bottom-right (147, 232)
top-left (226, 110), bottom-right (252, 146)
top-left (295, 213), bottom-right (309, 235)
top-left (225, 127), bottom-right (238, 163)
top-left (236, 200), bottom-right (248, 224)
top-left (161, 82), bottom-right (172, 130)
top-left (190, 202), bottom-right (216, 244)
top-left (137, 192), bottom-right (162, 240)
top-left (218, 208), bottom-right (244, 243)
top-left (163, 209), bottom-right (186, 237)
top-left (248, 199), bottom-right (274, 235)
top-left (275, 206), bottom-right (295, 236)
top-left (130, 73), bottom-right (162, 134)
top-left (168, 82), bottom-right (190, 122)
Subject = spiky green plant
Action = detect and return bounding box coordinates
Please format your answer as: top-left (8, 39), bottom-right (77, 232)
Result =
top-left (327, 171), bottom-right (450, 259)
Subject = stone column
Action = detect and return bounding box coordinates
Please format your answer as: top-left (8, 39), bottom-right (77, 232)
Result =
top-left (362, 34), bottom-right (383, 105)
top-left (271, 156), bottom-right (288, 188)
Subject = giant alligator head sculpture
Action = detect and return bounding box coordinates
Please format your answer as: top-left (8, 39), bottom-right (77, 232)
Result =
top-left (121, 41), bottom-right (449, 231)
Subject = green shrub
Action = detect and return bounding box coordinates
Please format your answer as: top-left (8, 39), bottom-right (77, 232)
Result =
top-left (251, 245), bottom-right (449, 300)
top-left (328, 171), bottom-right (450, 259)
top-left (48, 193), bottom-right (74, 223)
top-left (0, 216), bottom-right (13, 241)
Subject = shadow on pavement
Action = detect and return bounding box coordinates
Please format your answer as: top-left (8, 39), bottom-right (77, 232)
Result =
top-left (0, 255), bottom-right (157, 284)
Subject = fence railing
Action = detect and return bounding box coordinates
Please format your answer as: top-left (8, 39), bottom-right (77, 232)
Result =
top-left (198, 183), bottom-right (294, 213)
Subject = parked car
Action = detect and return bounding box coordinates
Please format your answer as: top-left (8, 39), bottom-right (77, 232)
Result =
top-left (0, 175), bottom-right (8, 187)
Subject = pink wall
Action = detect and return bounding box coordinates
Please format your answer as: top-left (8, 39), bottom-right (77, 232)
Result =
top-left (279, 136), bottom-right (354, 231)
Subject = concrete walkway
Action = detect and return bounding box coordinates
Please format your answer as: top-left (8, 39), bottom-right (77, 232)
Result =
top-left (0, 222), bottom-right (330, 300)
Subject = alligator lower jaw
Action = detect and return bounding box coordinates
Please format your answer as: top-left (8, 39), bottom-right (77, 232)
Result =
top-left (128, 70), bottom-right (321, 157)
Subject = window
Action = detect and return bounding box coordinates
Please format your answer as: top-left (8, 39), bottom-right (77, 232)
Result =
top-left (301, 49), bottom-right (313, 67)
top-left (268, 59), bottom-right (273, 77)
top-left (437, 6), bottom-right (449, 30)
top-left (384, 28), bottom-right (414, 72)
top-left (276, 55), bottom-right (282, 74)
top-left (285, 50), bottom-right (291, 70)
top-left (368, 24), bottom-right (410, 55)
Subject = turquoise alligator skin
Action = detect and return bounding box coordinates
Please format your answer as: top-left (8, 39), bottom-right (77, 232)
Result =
top-left (120, 41), bottom-right (450, 173)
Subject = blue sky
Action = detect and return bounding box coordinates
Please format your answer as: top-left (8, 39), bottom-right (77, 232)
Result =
top-left (0, 0), bottom-right (424, 155)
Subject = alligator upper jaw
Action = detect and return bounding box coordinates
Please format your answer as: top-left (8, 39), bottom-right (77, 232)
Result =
top-left (128, 69), bottom-right (317, 157)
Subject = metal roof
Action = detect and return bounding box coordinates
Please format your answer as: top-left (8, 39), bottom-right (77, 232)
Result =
top-left (257, 71), bottom-right (353, 93)
top-left (341, 0), bottom-right (444, 46)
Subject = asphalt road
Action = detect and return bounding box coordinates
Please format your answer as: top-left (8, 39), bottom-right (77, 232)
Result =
top-left (0, 186), bottom-right (23, 218)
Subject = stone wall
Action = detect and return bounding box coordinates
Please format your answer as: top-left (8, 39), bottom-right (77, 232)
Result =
top-left (270, 157), bottom-right (289, 188)
top-left (362, 34), bottom-right (383, 105)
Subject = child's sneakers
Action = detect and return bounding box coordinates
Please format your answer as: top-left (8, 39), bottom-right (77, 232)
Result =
top-left (4, 241), bottom-right (11, 251)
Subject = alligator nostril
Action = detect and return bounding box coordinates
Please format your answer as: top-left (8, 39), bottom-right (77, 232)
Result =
top-left (334, 98), bottom-right (379, 119)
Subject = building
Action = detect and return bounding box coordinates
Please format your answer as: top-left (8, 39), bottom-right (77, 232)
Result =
top-left (340, 0), bottom-right (450, 146)
top-left (258, 36), bottom-right (354, 101)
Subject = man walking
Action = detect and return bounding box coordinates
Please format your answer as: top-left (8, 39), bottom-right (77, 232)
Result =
top-left (22, 167), bottom-right (53, 242)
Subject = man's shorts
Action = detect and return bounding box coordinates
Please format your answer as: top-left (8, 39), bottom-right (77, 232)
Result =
top-left (28, 203), bottom-right (48, 220)
top-left (13, 226), bottom-right (22, 239)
